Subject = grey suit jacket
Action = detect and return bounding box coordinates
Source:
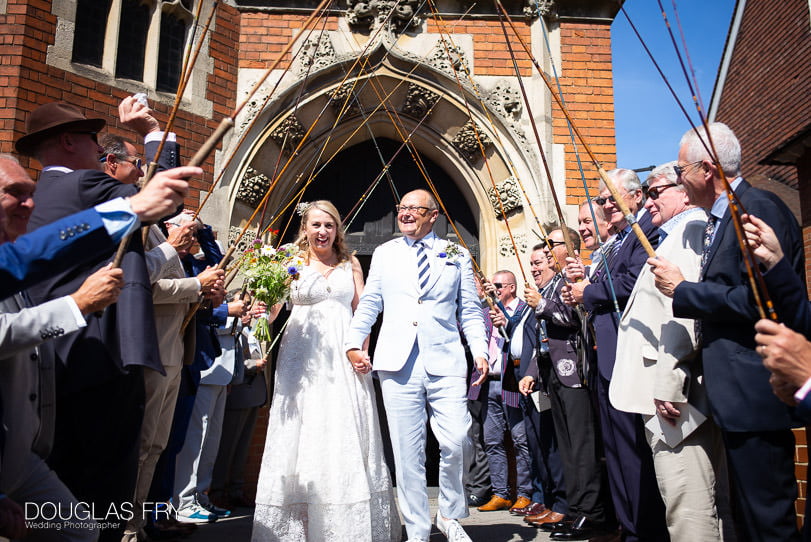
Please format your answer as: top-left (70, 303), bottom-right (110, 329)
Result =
top-left (0, 294), bottom-right (83, 493)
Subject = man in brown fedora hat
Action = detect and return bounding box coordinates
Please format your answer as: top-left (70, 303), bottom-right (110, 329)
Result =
top-left (17, 101), bottom-right (201, 542)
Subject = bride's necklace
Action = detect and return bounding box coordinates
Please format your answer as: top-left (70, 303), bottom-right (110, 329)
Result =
top-left (309, 251), bottom-right (339, 278)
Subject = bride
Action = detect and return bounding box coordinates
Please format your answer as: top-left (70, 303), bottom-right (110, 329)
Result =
top-left (251, 200), bottom-right (400, 542)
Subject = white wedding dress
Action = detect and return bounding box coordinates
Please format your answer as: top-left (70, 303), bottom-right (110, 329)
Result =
top-left (252, 262), bottom-right (400, 542)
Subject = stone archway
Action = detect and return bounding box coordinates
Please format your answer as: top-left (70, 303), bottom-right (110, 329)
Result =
top-left (202, 46), bottom-right (559, 282)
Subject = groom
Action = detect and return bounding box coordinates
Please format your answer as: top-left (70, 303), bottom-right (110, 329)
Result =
top-left (346, 189), bottom-right (489, 542)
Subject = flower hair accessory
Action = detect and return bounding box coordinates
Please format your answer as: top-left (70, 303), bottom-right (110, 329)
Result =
top-left (295, 202), bottom-right (312, 216)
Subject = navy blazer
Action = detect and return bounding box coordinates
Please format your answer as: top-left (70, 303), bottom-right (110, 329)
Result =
top-left (583, 211), bottom-right (659, 380)
top-left (673, 180), bottom-right (804, 432)
top-left (762, 257), bottom-right (811, 337)
top-left (0, 208), bottom-right (113, 300)
top-left (27, 169), bottom-right (163, 391)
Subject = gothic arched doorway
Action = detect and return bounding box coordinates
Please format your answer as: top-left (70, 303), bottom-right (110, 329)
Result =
top-left (271, 137), bottom-right (479, 487)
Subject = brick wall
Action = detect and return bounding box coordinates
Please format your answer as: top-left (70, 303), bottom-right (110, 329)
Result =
top-left (713, 0), bottom-right (811, 190)
top-left (0, 0), bottom-right (241, 208)
top-left (554, 22), bottom-right (615, 205)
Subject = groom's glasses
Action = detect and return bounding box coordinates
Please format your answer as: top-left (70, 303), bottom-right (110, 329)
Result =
top-left (396, 205), bottom-right (431, 215)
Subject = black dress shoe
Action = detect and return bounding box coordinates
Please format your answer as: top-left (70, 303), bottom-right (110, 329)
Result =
top-left (550, 516), bottom-right (609, 540)
top-left (540, 516), bottom-right (572, 532)
top-left (467, 493), bottom-right (491, 507)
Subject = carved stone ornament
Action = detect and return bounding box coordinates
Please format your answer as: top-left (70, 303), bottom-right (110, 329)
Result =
top-left (401, 83), bottom-right (440, 119)
top-left (524, 0), bottom-right (555, 19)
top-left (295, 32), bottom-right (336, 76)
top-left (452, 120), bottom-right (492, 162)
top-left (499, 233), bottom-right (527, 257)
top-left (330, 83), bottom-right (362, 118)
top-left (427, 41), bottom-right (470, 75)
top-left (487, 81), bottom-right (522, 120)
top-left (228, 226), bottom-right (252, 261)
top-left (270, 115), bottom-right (306, 155)
top-left (487, 176), bottom-right (524, 217)
top-left (345, 0), bottom-right (424, 33)
top-left (235, 166), bottom-right (271, 208)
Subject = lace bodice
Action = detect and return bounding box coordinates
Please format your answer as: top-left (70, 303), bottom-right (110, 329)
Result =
top-left (288, 261), bottom-right (354, 307)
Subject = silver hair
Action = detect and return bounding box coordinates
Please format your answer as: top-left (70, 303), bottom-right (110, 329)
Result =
top-left (647, 160), bottom-right (685, 191)
top-left (600, 168), bottom-right (644, 204)
top-left (679, 122), bottom-right (741, 178)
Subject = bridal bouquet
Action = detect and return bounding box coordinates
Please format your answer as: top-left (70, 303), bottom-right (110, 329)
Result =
top-left (240, 239), bottom-right (305, 341)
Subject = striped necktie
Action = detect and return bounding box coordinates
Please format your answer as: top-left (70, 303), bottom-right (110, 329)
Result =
top-left (416, 241), bottom-right (430, 293)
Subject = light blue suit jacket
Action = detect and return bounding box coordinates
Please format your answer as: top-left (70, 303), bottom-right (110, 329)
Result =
top-left (346, 233), bottom-right (487, 378)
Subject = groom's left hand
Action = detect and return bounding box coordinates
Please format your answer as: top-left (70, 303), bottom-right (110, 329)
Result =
top-left (472, 356), bottom-right (488, 386)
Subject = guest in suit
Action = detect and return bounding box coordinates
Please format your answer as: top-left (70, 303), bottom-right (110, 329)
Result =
top-left (16, 101), bottom-right (201, 542)
top-left (475, 271), bottom-right (534, 513)
top-left (650, 123), bottom-right (804, 541)
top-left (174, 292), bottom-right (247, 521)
top-left (211, 314), bottom-right (268, 509)
top-left (562, 169), bottom-right (668, 542)
top-left (522, 232), bottom-right (608, 539)
top-left (346, 189), bottom-right (488, 542)
top-left (0, 154), bottom-right (185, 542)
top-left (611, 162), bottom-right (734, 541)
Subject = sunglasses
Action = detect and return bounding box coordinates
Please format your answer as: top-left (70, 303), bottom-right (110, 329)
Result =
top-left (544, 238), bottom-right (566, 249)
top-left (644, 183), bottom-right (679, 200)
top-left (594, 194), bottom-right (615, 206)
top-left (492, 282), bottom-right (514, 289)
top-left (673, 160), bottom-right (703, 178)
top-left (124, 157), bottom-right (143, 169)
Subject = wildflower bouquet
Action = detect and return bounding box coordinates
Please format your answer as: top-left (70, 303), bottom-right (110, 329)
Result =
top-left (241, 239), bottom-right (305, 341)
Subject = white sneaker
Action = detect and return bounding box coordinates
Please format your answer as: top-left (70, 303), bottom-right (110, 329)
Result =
top-left (436, 512), bottom-right (472, 542)
top-left (175, 503), bottom-right (217, 524)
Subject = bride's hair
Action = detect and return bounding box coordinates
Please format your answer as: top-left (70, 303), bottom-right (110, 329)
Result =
top-left (294, 200), bottom-right (352, 264)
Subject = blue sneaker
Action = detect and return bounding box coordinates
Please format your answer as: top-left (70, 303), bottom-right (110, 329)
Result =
top-left (175, 504), bottom-right (217, 524)
top-left (201, 501), bottom-right (231, 518)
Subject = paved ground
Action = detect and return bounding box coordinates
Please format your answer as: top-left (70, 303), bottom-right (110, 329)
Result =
top-left (187, 489), bottom-right (554, 541)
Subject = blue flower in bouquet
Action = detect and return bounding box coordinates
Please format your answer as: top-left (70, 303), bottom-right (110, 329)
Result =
top-left (240, 241), bottom-right (305, 341)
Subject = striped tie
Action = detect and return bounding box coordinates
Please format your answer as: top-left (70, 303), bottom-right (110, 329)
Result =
top-left (416, 241), bottom-right (430, 293)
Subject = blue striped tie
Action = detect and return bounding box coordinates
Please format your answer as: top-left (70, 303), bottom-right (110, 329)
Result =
top-left (416, 241), bottom-right (430, 293)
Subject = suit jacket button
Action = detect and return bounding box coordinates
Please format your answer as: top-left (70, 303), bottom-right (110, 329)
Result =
top-left (30, 352), bottom-right (38, 361)
top-left (412, 321), bottom-right (418, 326)
top-left (59, 231), bottom-right (67, 240)
top-left (29, 393), bottom-right (37, 401)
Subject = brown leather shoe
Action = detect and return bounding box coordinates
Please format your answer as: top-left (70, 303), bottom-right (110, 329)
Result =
top-left (508, 496), bottom-right (533, 514)
top-left (529, 511), bottom-right (566, 526)
top-left (523, 507), bottom-right (552, 523)
top-left (513, 502), bottom-right (546, 517)
top-left (477, 495), bottom-right (514, 511)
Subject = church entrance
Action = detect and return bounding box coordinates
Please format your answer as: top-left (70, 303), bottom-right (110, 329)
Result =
top-left (272, 137), bottom-right (480, 487)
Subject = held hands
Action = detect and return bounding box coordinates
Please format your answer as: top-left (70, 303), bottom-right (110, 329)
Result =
top-left (742, 213), bottom-right (783, 271)
top-left (70, 263), bottom-right (125, 315)
top-left (654, 399), bottom-right (681, 426)
top-left (227, 296), bottom-right (248, 318)
top-left (347, 348), bottom-right (372, 375)
top-left (119, 95), bottom-right (160, 137)
top-left (129, 166), bottom-right (200, 223)
top-left (561, 280), bottom-right (587, 306)
top-left (647, 256), bottom-right (684, 298)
